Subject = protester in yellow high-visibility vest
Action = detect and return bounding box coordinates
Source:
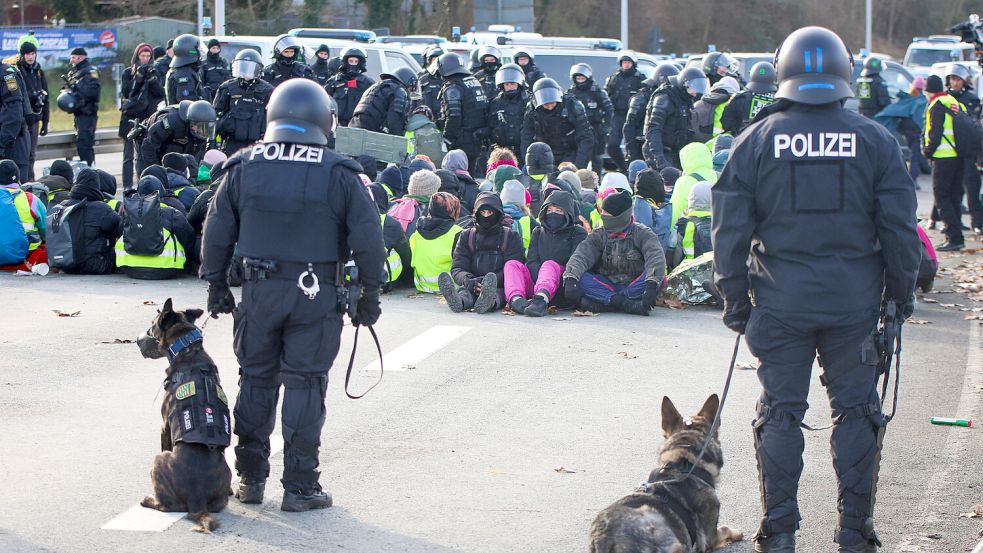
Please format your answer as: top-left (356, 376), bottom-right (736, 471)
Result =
top-left (922, 74), bottom-right (966, 251)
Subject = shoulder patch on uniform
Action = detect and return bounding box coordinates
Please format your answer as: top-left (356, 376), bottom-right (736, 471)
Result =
top-left (89, 69), bottom-right (99, 78)
top-left (175, 381), bottom-right (196, 400)
top-left (5, 75), bottom-right (17, 91)
top-left (216, 385), bottom-right (228, 405)
top-left (162, 117), bottom-right (171, 129)
top-left (178, 77), bottom-right (189, 83)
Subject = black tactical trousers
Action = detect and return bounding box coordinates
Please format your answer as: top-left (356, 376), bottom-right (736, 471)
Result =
top-left (589, 127), bottom-right (606, 174)
top-left (745, 306), bottom-right (885, 547)
top-left (75, 114), bottom-right (97, 165)
top-left (26, 121), bottom-right (39, 181)
top-left (931, 157), bottom-right (965, 244)
top-left (963, 157), bottom-right (982, 230)
top-left (122, 137), bottom-right (137, 191)
top-left (232, 277), bottom-right (342, 491)
top-left (11, 127), bottom-right (31, 183)
top-left (606, 111), bottom-right (628, 173)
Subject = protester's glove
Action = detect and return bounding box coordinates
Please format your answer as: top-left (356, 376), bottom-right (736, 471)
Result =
top-left (39, 122), bottom-right (48, 136)
top-left (642, 281), bottom-right (661, 309)
top-left (352, 287), bottom-right (381, 327)
top-left (564, 278), bottom-right (582, 305)
top-left (207, 282), bottom-right (236, 318)
top-left (722, 299), bottom-right (752, 334)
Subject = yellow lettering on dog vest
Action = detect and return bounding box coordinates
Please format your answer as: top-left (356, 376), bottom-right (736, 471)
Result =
top-left (175, 381), bottom-right (196, 400)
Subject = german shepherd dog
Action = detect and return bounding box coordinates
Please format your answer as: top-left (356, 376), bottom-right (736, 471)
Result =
top-left (137, 298), bottom-right (232, 532)
top-left (588, 395), bottom-right (743, 553)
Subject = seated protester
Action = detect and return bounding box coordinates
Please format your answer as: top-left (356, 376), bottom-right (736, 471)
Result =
top-left (557, 161), bottom-right (578, 173)
top-left (576, 168), bottom-right (599, 206)
top-left (115, 175), bottom-right (196, 280)
top-left (627, 159), bottom-right (648, 189)
top-left (367, 182), bottom-right (411, 291)
top-left (162, 152), bottom-right (200, 211)
top-left (633, 168), bottom-right (672, 253)
top-left (506, 190), bottom-right (587, 317)
top-left (357, 154), bottom-right (379, 182)
top-left (670, 142), bottom-right (716, 228)
top-left (485, 147), bottom-right (519, 179)
top-left (442, 149), bottom-right (480, 212)
top-left (409, 192), bottom-right (464, 293)
top-left (388, 169), bottom-right (439, 236)
top-left (556, 170), bottom-right (595, 222)
top-left (93, 168), bottom-right (121, 210)
top-left (0, 160), bottom-right (47, 270)
top-left (435, 169), bottom-right (471, 216)
top-left (562, 188), bottom-right (665, 316)
top-left (438, 192), bottom-right (525, 313)
top-left (712, 149), bottom-right (730, 173)
top-left (193, 149), bottom-right (228, 190)
top-left (50, 171), bottom-right (122, 274)
top-left (139, 166), bottom-right (187, 214)
top-left (667, 181), bottom-right (712, 270)
top-left (377, 164), bottom-right (404, 198)
top-left (500, 179), bottom-right (540, 252)
top-left (660, 166), bottom-right (681, 203)
top-left (520, 142), bottom-right (557, 214)
top-left (404, 105), bottom-right (446, 167)
top-left (38, 160), bottom-right (76, 207)
top-left (492, 164), bottom-right (522, 193)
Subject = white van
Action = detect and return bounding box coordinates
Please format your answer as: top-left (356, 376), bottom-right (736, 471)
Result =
top-left (904, 36), bottom-right (975, 77)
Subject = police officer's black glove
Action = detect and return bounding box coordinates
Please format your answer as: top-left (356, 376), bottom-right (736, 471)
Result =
top-left (352, 287), bottom-right (381, 327)
top-left (722, 299), bottom-right (751, 334)
top-left (39, 122), bottom-right (48, 136)
top-left (207, 282), bottom-right (235, 318)
top-left (641, 281), bottom-right (661, 309)
top-left (885, 296), bottom-right (915, 323)
top-left (564, 278), bottom-right (582, 305)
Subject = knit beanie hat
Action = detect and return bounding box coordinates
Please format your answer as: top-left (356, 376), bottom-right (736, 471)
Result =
top-left (660, 166), bottom-right (681, 191)
top-left (207, 38), bottom-right (220, 49)
top-left (628, 159), bottom-right (648, 186)
top-left (202, 149), bottom-right (228, 169)
top-left (557, 170), bottom-right (582, 195)
top-left (70, 47), bottom-right (87, 56)
top-left (162, 152), bottom-right (188, 175)
top-left (500, 179), bottom-right (526, 205)
top-left (493, 164), bottom-right (522, 192)
top-left (925, 75), bottom-right (944, 94)
top-left (0, 160), bottom-right (19, 185)
top-left (912, 76), bottom-right (926, 91)
top-left (20, 41), bottom-right (37, 55)
top-left (576, 168), bottom-right (598, 190)
top-left (407, 169), bottom-right (440, 198)
top-left (635, 169), bottom-right (665, 203)
top-left (600, 171), bottom-right (631, 192)
top-left (712, 150), bottom-right (730, 173)
top-left (434, 169), bottom-right (460, 195)
top-left (357, 154), bottom-right (378, 181)
top-left (49, 159), bottom-right (74, 183)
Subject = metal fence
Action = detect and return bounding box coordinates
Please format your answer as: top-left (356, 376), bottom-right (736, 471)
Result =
top-left (36, 129), bottom-right (123, 161)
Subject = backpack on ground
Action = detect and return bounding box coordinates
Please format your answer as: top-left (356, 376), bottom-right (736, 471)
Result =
top-left (46, 200), bottom-right (88, 269)
top-left (946, 108), bottom-right (983, 158)
top-left (122, 192), bottom-right (165, 256)
top-left (0, 189), bottom-right (29, 265)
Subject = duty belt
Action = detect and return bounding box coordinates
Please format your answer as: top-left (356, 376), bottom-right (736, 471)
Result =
top-left (242, 258), bottom-right (337, 283)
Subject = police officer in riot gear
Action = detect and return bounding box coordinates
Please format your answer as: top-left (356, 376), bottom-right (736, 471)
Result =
top-left (569, 63), bottom-right (613, 172)
top-left (521, 77), bottom-right (594, 169)
top-left (64, 47), bottom-right (101, 167)
top-left (166, 34), bottom-right (204, 104)
top-left (437, 52), bottom-right (488, 174)
top-left (325, 47), bottom-right (375, 127)
top-left (140, 99), bottom-right (215, 168)
top-left (712, 26), bottom-right (920, 553)
top-left (486, 63), bottom-right (528, 158)
top-left (416, 45), bottom-right (445, 116)
top-left (200, 38), bottom-right (231, 102)
top-left (15, 41), bottom-right (49, 181)
top-left (0, 59), bottom-right (29, 181)
top-left (350, 67), bottom-right (416, 135)
top-left (702, 51), bottom-right (740, 85)
top-left (472, 45), bottom-right (503, 101)
top-left (201, 78), bottom-right (385, 512)
top-left (624, 63), bottom-right (677, 162)
top-left (855, 57), bottom-right (891, 119)
top-left (263, 36), bottom-right (315, 88)
top-left (604, 51), bottom-right (646, 172)
top-left (310, 44), bottom-right (335, 86)
top-left (721, 61), bottom-right (777, 136)
top-left (513, 49), bottom-right (546, 88)
top-left (213, 49), bottom-right (274, 155)
top-left (643, 66), bottom-right (707, 169)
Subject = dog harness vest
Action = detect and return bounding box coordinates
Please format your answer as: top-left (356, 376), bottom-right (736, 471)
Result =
top-left (636, 460), bottom-right (715, 550)
top-left (166, 360), bottom-right (231, 449)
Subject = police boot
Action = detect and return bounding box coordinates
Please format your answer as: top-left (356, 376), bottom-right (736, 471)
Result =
top-left (438, 272), bottom-right (464, 313)
top-left (472, 273), bottom-right (499, 314)
top-left (752, 531), bottom-right (795, 552)
top-left (281, 484), bottom-right (333, 512)
top-left (234, 478), bottom-right (266, 504)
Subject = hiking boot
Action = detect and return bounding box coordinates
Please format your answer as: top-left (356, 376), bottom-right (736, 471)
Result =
top-left (936, 241), bottom-right (965, 252)
top-left (472, 273), bottom-right (499, 314)
top-left (234, 478), bottom-right (266, 504)
top-left (525, 296), bottom-right (549, 317)
top-left (837, 542), bottom-right (878, 553)
top-left (753, 532), bottom-right (795, 553)
top-left (281, 486), bottom-right (333, 512)
top-left (579, 297), bottom-right (609, 313)
top-left (438, 272), bottom-right (463, 313)
top-left (508, 295), bottom-right (528, 314)
top-left (622, 299), bottom-right (651, 316)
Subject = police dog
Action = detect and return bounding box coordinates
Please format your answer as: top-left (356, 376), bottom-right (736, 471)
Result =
top-left (588, 395), bottom-right (743, 553)
top-left (137, 298), bottom-right (232, 532)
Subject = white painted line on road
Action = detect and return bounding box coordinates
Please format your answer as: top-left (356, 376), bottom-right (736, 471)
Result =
top-left (362, 325), bottom-right (471, 372)
top-left (102, 434), bottom-right (285, 532)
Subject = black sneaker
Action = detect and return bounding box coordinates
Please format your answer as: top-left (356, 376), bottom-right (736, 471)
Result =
top-left (234, 479), bottom-right (266, 504)
top-left (438, 272), bottom-right (464, 313)
top-left (936, 241), bottom-right (965, 252)
top-left (281, 486), bottom-right (333, 512)
top-left (622, 299), bottom-right (651, 316)
top-left (472, 273), bottom-right (499, 314)
top-left (508, 295), bottom-right (528, 314)
top-left (525, 296), bottom-right (549, 317)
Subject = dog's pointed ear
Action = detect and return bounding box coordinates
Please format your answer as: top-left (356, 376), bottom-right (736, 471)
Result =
top-left (184, 308), bottom-right (204, 325)
top-left (697, 394), bottom-right (720, 428)
top-left (161, 298), bottom-right (174, 314)
top-left (661, 396), bottom-right (684, 438)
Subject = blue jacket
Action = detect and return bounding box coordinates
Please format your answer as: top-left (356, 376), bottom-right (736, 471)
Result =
top-left (633, 198), bottom-right (672, 253)
top-left (874, 92), bottom-right (927, 132)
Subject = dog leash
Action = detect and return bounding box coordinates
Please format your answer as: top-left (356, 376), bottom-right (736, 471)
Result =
top-left (683, 333), bottom-right (741, 481)
top-left (344, 324), bottom-right (384, 399)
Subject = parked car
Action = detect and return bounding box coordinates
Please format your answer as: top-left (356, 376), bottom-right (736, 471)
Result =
top-left (904, 35), bottom-right (975, 78)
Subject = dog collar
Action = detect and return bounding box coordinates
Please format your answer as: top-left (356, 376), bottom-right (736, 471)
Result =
top-left (167, 328), bottom-right (203, 362)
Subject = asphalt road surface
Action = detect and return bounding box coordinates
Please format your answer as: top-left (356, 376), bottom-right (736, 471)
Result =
top-left (4, 162), bottom-right (981, 553)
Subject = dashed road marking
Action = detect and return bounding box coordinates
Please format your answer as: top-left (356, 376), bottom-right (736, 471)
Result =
top-left (362, 325), bottom-right (471, 372)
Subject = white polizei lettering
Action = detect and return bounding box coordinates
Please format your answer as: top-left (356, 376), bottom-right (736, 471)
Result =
top-left (774, 134), bottom-right (791, 157)
top-left (840, 133), bottom-right (855, 157)
top-left (773, 132), bottom-right (858, 158)
top-left (790, 134), bottom-right (807, 157)
top-left (806, 133), bottom-right (821, 157)
top-left (823, 133), bottom-right (838, 157)
top-left (250, 144), bottom-right (264, 159)
top-left (250, 142), bottom-right (326, 162)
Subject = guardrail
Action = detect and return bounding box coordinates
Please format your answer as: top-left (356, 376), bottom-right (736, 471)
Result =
top-left (36, 129), bottom-right (123, 161)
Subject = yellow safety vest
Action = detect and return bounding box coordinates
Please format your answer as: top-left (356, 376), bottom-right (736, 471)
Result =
top-left (380, 213), bottom-right (403, 284)
top-left (712, 100), bottom-right (730, 137)
top-left (114, 206), bottom-right (186, 270)
top-left (514, 215), bottom-right (533, 252)
top-left (681, 209), bottom-right (711, 259)
top-left (589, 208), bottom-right (602, 229)
top-left (409, 224), bottom-right (462, 293)
top-left (925, 95), bottom-right (961, 159)
top-left (3, 187), bottom-right (41, 251)
top-left (405, 130), bottom-right (416, 156)
top-left (106, 198), bottom-right (120, 211)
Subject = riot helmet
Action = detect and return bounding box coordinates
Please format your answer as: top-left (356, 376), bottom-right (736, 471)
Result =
top-left (423, 45), bottom-right (445, 68)
top-left (677, 66), bottom-right (710, 96)
top-left (570, 63), bottom-right (593, 81)
top-left (945, 63), bottom-right (972, 89)
top-left (618, 50), bottom-right (638, 70)
top-left (273, 36), bottom-right (306, 63)
top-left (382, 66), bottom-right (418, 89)
top-left (437, 52), bottom-right (470, 78)
top-left (774, 26), bottom-right (854, 104)
top-left (532, 77), bottom-right (563, 107)
top-left (495, 63), bottom-right (525, 89)
top-left (186, 100), bottom-right (217, 140)
top-left (232, 49), bottom-right (263, 80)
top-left (702, 52), bottom-right (738, 80)
top-left (746, 61), bottom-right (778, 94)
top-left (56, 90), bottom-right (79, 113)
top-left (860, 56), bottom-right (883, 77)
top-left (170, 34), bottom-right (201, 68)
top-left (477, 45), bottom-right (503, 72)
top-left (177, 99), bottom-right (194, 122)
top-left (513, 49), bottom-right (535, 66)
top-left (264, 78), bottom-right (336, 145)
top-left (647, 62), bottom-right (680, 87)
top-left (341, 47), bottom-right (367, 75)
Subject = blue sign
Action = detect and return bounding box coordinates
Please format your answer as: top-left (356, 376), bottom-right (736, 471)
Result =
top-left (1, 28), bottom-right (118, 68)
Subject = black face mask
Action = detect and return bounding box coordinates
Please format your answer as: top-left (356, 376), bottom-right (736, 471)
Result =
top-left (476, 213), bottom-right (499, 230)
top-left (483, 61), bottom-right (500, 72)
top-left (575, 80), bottom-right (592, 91)
top-left (543, 212), bottom-right (566, 231)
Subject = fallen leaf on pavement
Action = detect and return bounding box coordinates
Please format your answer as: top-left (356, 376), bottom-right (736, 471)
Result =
top-left (967, 314), bottom-right (983, 321)
top-left (406, 293), bottom-right (424, 299)
top-left (907, 319), bottom-right (932, 325)
top-left (502, 310), bottom-right (517, 316)
top-left (924, 532), bottom-right (943, 539)
top-left (554, 466), bottom-right (580, 473)
top-left (616, 351), bottom-right (638, 359)
top-left (573, 310), bottom-right (598, 317)
top-left (100, 338), bottom-right (135, 344)
top-left (736, 362), bottom-right (758, 370)
top-left (958, 511), bottom-right (982, 518)
top-left (552, 317), bottom-right (570, 321)
top-left (438, 297), bottom-right (447, 305)
top-left (52, 310), bottom-right (81, 317)
top-left (921, 297), bottom-right (939, 303)
top-left (142, 300), bottom-right (158, 306)
top-left (548, 305), bottom-right (559, 314)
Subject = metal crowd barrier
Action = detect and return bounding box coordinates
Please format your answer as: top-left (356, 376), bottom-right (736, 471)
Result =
top-left (36, 129), bottom-right (123, 160)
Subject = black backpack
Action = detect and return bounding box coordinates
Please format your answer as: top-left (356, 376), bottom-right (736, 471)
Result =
top-left (46, 200), bottom-right (87, 269)
top-left (690, 215), bottom-right (713, 257)
top-left (122, 192), bottom-right (166, 256)
top-left (946, 108), bottom-right (983, 158)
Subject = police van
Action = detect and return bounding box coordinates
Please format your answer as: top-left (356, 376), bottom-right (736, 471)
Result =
top-left (903, 35), bottom-right (975, 78)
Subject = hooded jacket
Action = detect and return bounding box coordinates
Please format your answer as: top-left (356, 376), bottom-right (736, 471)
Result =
top-left (563, 218), bottom-right (666, 286)
top-left (141, 166), bottom-right (187, 214)
top-left (451, 193), bottom-right (524, 287)
top-left (441, 150), bottom-right (480, 212)
top-left (58, 170), bottom-right (122, 274)
top-left (526, 191), bottom-right (588, 280)
top-left (120, 176), bottom-right (197, 272)
top-left (670, 142), bottom-right (717, 228)
top-left (165, 169), bottom-right (200, 211)
top-left (378, 165), bottom-right (404, 197)
top-left (366, 182), bottom-right (411, 281)
top-left (38, 174), bottom-right (73, 206)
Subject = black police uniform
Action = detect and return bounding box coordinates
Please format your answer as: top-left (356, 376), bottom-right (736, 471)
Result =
top-left (120, 63), bottom-right (165, 190)
top-left (166, 63), bottom-right (203, 104)
top-left (439, 74), bottom-right (488, 173)
top-left (520, 93), bottom-right (594, 169)
top-left (623, 82), bottom-right (657, 162)
top-left (605, 66), bottom-right (646, 172)
top-left (0, 63), bottom-right (29, 181)
top-left (310, 58), bottom-right (336, 87)
top-left (325, 71), bottom-right (375, 127)
top-left (200, 142), bottom-right (385, 494)
top-left (569, 79), bottom-right (613, 172)
top-left (720, 89), bottom-right (775, 136)
top-left (855, 73), bottom-right (890, 119)
top-left (520, 63), bottom-right (546, 89)
top-left (713, 100), bottom-right (920, 548)
top-left (472, 66), bottom-right (499, 104)
top-left (213, 77), bottom-right (275, 154)
top-left (486, 88), bottom-right (528, 158)
top-left (262, 61), bottom-right (315, 89)
top-left (201, 52), bottom-right (232, 102)
top-left (642, 83), bottom-right (695, 169)
top-left (66, 58), bottom-right (101, 166)
top-left (154, 55), bottom-right (171, 78)
top-left (416, 70), bottom-right (442, 116)
top-left (140, 107), bottom-right (205, 168)
top-left (16, 56), bottom-right (49, 181)
top-left (350, 79), bottom-right (410, 135)
top-left (949, 87), bottom-right (983, 231)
